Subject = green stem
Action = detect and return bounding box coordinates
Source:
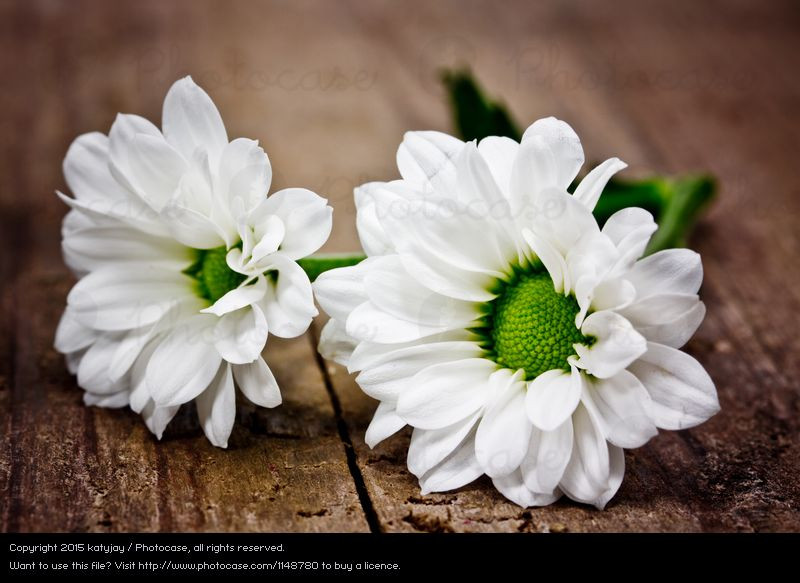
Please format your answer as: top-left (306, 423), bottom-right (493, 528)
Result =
top-left (298, 253), bottom-right (367, 282)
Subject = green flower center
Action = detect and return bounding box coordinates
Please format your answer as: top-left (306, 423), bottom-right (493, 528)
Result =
top-left (479, 264), bottom-right (593, 381)
top-left (184, 246), bottom-right (247, 303)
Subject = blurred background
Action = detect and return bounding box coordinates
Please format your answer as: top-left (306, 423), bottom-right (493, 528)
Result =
top-left (1, 0), bottom-right (798, 532)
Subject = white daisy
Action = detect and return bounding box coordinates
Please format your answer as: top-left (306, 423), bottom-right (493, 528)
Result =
top-left (314, 117), bottom-right (719, 508)
top-left (55, 76), bottom-right (332, 448)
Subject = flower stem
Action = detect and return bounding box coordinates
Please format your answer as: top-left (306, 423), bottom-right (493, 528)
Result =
top-left (298, 253), bottom-right (367, 282)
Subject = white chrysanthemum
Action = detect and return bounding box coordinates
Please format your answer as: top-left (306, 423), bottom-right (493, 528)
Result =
top-left (55, 76), bottom-right (332, 448)
top-left (315, 117), bottom-right (719, 508)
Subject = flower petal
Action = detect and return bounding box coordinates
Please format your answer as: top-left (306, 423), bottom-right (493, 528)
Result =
top-left (362, 255), bottom-right (479, 327)
top-left (581, 370), bottom-right (658, 448)
top-left (626, 248), bottom-right (703, 299)
top-left (317, 319), bottom-right (358, 368)
top-left (146, 316), bottom-right (222, 407)
top-left (573, 157), bottom-right (627, 211)
top-left (195, 363), bottom-right (235, 448)
top-left (202, 274), bottom-right (267, 316)
top-left (396, 130), bottom-right (463, 198)
top-left (575, 311), bottom-right (646, 379)
top-left (313, 260), bottom-right (371, 322)
top-left (83, 390), bottom-right (129, 408)
top-left (521, 419), bottom-right (573, 494)
top-left (476, 369), bottom-right (530, 477)
top-left (477, 136), bottom-right (519, 199)
top-left (232, 357), bottom-right (281, 408)
top-left (396, 358), bottom-right (496, 430)
top-left (141, 400), bottom-right (180, 440)
top-left (560, 403), bottom-right (624, 509)
top-left (55, 308), bottom-right (97, 354)
top-left (620, 294), bottom-right (706, 348)
top-left (408, 411), bottom-right (481, 477)
top-left (345, 301), bottom-right (451, 344)
top-left (354, 183), bottom-right (394, 256)
top-left (356, 340), bottom-right (483, 401)
top-left (510, 136), bottom-right (559, 216)
top-left (254, 188), bottom-right (332, 260)
top-left (628, 342), bottom-right (719, 430)
top-left (521, 117), bottom-right (584, 189)
top-left (213, 304), bottom-right (268, 365)
top-left (493, 470), bottom-right (562, 507)
top-left (602, 207), bottom-right (657, 273)
top-left (419, 427), bottom-right (483, 494)
top-left (218, 137), bottom-right (272, 214)
top-left (525, 367), bottom-right (582, 431)
top-left (162, 76), bottom-right (228, 166)
top-left (259, 254), bottom-right (317, 338)
top-left (365, 401), bottom-right (407, 448)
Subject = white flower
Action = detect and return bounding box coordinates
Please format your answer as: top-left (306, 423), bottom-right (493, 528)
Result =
top-left (55, 76), bottom-right (332, 448)
top-left (315, 117), bottom-right (719, 508)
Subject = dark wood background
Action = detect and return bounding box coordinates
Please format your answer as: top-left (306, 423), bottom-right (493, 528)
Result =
top-left (1, 0), bottom-right (798, 532)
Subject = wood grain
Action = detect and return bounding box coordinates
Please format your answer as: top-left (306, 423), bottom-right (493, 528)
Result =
top-left (1, 0), bottom-right (798, 532)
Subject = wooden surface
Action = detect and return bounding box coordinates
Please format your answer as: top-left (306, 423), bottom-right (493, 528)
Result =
top-left (1, 0), bottom-right (798, 532)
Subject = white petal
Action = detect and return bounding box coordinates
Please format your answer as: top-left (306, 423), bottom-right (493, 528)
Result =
top-left (521, 117), bottom-right (584, 188)
top-left (146, 316), bottom-right (222, 407)
top-left (77, 334), bottom-right (124, 394)
top-left (476, 369), bottom-right (530, 477)
top-left (377, 194), bottom-right (510, 277)
top-left (522, 228), bottom-right (569, 293)
top-left (573, 157), bottom-right (627, 211)
top-left (317, 319), bottom-right (358, 368)
top-left (620, 294), bottom-right (706, 348)
top-left (213, 304), bottom-right (268, 365)
top-left (396, 358), bottom-right (496, 430)
top-left (232, 357), bottom-right (281, 408)
top-left (582, 370), bottom-right (658, 448)
top-left (510, 136), bottom-right (559, 216)
top-left (419, 428), bottom-right (483, 494)
top-left (525, 367), bottom-right (582, 431)
top-left (196, 363), bottom-right (236, 448)
top-left (66, 266), bottom-right (190, 331)
top-left (129, 340), bottom-right (158, 413)
top-left (345, 301), bottom-right (451, 344)
top-left (629, 342), bottom-right (719, 430)
top-left (560, 403), bottom-right (624, 509)
top-left (259, 254), bottom-right (317, 338)
top-left (575, 311), bottom-right (647, 379)
top-left (124, 133), bottom-right (187, 211)
top-left (249, 215), bottom-right (285, 262)
top-left (83, 390), bottom-right (129, 408)
top-left (141, 400), bottom-right (180, 440)
top-left (528, 187), bottom-right (598, 255)
top-left (602, 207), bottom-right (657, 273)
top-left (162, 76), bottom-right (227, 166)
top-left (493, 470), bottom-right (562, 507)
top-left (356, 341), bottom-right (483, 401)
top-left (108, 325), bottom-right (155, 382)
top-left (363, 255), bottom-right (479, 327)
top-left (477, 136), bottom-right (519, 198)
top-left (521, 420), bottom-right (573, 494)
top-left (591, 278), bottom-right (636, 313)
top-left (160, 197), bottom-right (226, 249)
top-left (396, 130), bottom-right (463, 198)
top-left (408, 411), bottom-right (481, 477)
top-left (627, 248), bottom-right (703, 299)
top-left (218, 138), bottom-right (271, 214)
top-left (202, 274), bottom-right (267, 316)
top-left (313, 261), bottom-right (370, 322)
top-left (63, 223), bottom-right (188, 271)
top-left (55, 308), bottom-right (96, 353)
top-left (354, 184), bottom-right (393, 256)
top-left (255, 188), bottom-right (332, 260)
top-left (364, 401), bottom-right (406, 448)
top-left (64, 131), bottom-right (136, 205)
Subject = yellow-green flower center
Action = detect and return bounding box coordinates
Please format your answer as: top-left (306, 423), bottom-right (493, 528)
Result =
top-left (184, 246), bottom-right (246, 303)
top-left (481, 265), bottom-right (592, 381)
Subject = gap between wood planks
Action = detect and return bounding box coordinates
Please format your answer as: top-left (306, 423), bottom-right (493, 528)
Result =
top-left (307, 328), bottom-right (382, 533)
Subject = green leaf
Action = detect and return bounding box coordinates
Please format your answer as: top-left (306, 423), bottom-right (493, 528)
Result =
top-left (441, 69), bottom-right (521, 142)
top-left (441, 69), bottom-right (716, 255)
top-left (298, 253), bottom-right (366, 282)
